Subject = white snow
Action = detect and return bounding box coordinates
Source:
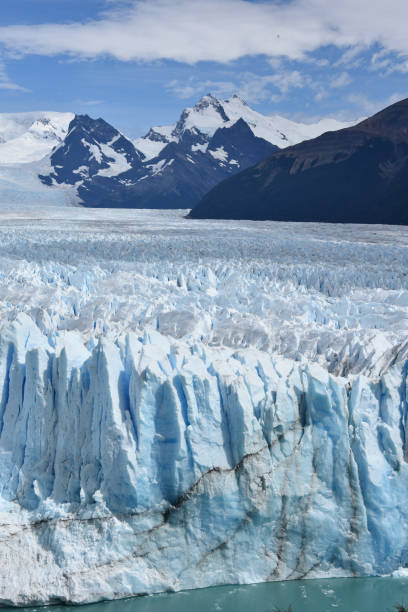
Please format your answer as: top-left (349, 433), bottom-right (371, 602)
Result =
top-left (191, 142), bottom-right (209, 153)
top-left (72, 165), bottom-right (89, 177)
top-left (133, 126), bottom-right (177, 161)
top-left (151, 124), bottom-right (174, 139)
top-left (84, 140), bottom-right (103, 163)
top-left (146, 158), bottom-right (174, 176)
top-left (0, 112), bottom-right (74, 164)
top-left (222, 95), bottom-right (360, 147)
top-left (209, 146), bottom-right (228, 162)
top-left (177, 95), bottom-right (229, 136)
top-left (97, 143), bottom-right (131, 178)
top-left (132, 95), bottom-right (359, 161)
top-left (0, 158), bottom-right (79, 208)
top-left (146, 158), bottom-right (167, 175)
top-left (0, 209), bottom-right (408, 605)
top-left (133, 137), bottom-right (168, 161)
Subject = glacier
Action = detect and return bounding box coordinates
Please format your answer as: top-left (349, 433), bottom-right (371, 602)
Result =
top-left (0, 208), bottom-right (408, 605)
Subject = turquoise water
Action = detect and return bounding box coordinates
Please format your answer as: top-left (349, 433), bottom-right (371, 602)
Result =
top-left (13, 578), bottom-right (408, 612)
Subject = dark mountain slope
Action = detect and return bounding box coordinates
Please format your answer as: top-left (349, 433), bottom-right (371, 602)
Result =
top-left (40, 114), bottom-right (143, 187)
top-left (39, 102), bottom-right (278, 209)
top-left (190, 98), bottom-right (408, 224)
top-left (89, 118), bottom-right (278, 210)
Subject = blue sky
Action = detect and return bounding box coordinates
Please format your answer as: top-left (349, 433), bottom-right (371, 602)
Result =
top-left (1, 0), bottom-right (408, 138)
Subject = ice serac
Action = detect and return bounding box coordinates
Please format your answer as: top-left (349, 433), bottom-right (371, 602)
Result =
top-left (1, 313), bottom-right (408, 605)
top-left (1, 209), bottom-right (408, 605)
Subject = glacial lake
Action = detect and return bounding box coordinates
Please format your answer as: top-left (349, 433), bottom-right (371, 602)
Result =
top-left (12, 578), bottom-right (408, 612)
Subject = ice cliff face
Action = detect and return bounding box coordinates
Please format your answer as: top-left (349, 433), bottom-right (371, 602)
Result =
top-left (2, 314), bottom-right (408, 605)
top-left (1, 209), bottom-right (408, 605)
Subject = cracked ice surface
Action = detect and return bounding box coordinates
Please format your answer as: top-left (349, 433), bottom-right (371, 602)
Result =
top-left (2, 208), bottom-right (408, 377)
top-left (1, 208), bottom-right (408, 604)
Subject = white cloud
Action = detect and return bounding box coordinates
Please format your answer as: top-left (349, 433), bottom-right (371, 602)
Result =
top-left (0, 82), bottom-right (27, 91)
top-left (167, 71), bottom-right (306, 104)
top-left (167, 80), bottom-right (238, 100)
top-left (346, 92), bottom-right (407, 115)
top-left (330, 72), bottom-right (352, 88)
top-left (0, 0), bottom-right (407, 66)
top-left (235, 71), bottom-right (306, 103)
top-left (370, 50), bottom-right (408, 74)
top-left (75, 99), bottom-right (104, 106)
top-left (314, 89), bottom-right (328, 102)
top-left (334, 45), bottom-right (365, 68)
top-left (0, 59), bottom-right (29, 92)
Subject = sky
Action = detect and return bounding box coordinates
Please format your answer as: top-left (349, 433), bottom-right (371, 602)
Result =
top-left (0, 0), bottom-right (408, 138)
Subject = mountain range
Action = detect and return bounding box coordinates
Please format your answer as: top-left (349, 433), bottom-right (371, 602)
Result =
top-left (191, 97), bottom-right (408, 224)
top-left (0, 95), bottom-right (355, 210)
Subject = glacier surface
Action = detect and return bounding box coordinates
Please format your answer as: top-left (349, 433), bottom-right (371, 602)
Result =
top-left (0, 208), bottom-right (408, 605)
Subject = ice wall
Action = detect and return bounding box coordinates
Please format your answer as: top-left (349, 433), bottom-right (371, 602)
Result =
top-left (1, 209), bottom-right (408, 605)
top-left (1, 313), bottom-right (408, 605)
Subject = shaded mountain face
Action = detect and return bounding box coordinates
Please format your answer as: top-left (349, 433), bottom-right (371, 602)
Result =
top-left (88, 118), bottom-right (277, 210)
top-left (36, 94), bottom-right (356, 210)
top-left (190, 98), bottom-right (408, 224)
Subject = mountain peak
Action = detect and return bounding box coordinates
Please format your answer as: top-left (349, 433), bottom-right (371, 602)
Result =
top-left (357, 96), bottom-right (408, 139)
top-left (173, 94), bottom-right (230, 138)
top-left (197, 93), bottom-right (218, 103)
top-left (227, 94), bottom-right (248, 106)
top-left (0, 111), bottom-right (74, 164)
top-left (135, 94), bottom-right (358, 160)
top-left (192, 93), bottom-right (229, 119)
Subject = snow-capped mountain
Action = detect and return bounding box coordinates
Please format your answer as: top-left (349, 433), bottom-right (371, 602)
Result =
top-left (39, 96), bottom-right (280, 209)
top-left (0, 112), bottom-right (79, 208)
top-left (0, 111), bottom-right (74, 164)
top-left (40, 114), bottom-right (144, 187)
top-left (134, 94), bottom-right (355, 160)
top-left (0, 96), bottom-right (357, 209)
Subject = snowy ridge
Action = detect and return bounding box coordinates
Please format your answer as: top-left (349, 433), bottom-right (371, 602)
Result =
top-left (133, 125), bottom-right (176, 161)
top-left (1, 209), bottom-right (408, 604)
top-left (135, 94), bottom-right (358, 160)
top-left (222, 95), bottom-right (358, 147)
top-left (0, 112), bottom-right (78, 207)
top-left (0, 111), bottom-right (74, 164)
